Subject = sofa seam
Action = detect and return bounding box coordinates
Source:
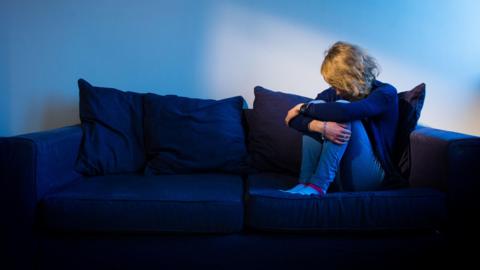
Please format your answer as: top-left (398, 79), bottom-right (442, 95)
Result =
top-left (246, 224), bottom-right (444, 231)
top-left (43, 198), bottom-right (243, 204)
top-left (248, 193), bottom-right (445, 200)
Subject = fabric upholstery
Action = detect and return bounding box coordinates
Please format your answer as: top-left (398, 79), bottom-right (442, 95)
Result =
top-left (40, 173), bottom-right (244, 233)
top-left (245, 173), bottom-right (447, 231)
top-left (143, 93), bottom-right (249, 175)
top-left (75, 79), bottom-right (145, 176)
top-left (3, 89), bottom-right (477, 269)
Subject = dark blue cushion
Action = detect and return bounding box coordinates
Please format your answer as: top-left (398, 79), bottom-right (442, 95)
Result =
top-left (75, 79), bottom-right (145, 175)
top-left (393, 83), bottom-right (426, 180)
top-left (40, 173), bottom-right (244, 233)
top-left (247, 86), bottom-right (317, 176)
top-left (245, 173), bottom-right (447, 231)
top-left (143, 93), bottom-right (249, 175)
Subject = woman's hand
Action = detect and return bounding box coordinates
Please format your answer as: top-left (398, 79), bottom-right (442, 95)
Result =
top-left (284, 103), bottom-right (304, 126)
top-left (324, 121), bottom-right (351, 144)
top-left (309, 120), bottom-right (351, 144)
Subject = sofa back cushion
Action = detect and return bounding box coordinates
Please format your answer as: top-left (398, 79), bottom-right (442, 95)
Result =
top-left (246, 86), bottom-right (312, 175)
top-left (143, 93), bottom-right (249, 175)
top-left (75, 79), bottom-right (145, 175)
top-left (393, 83), bottom-right (426, 180)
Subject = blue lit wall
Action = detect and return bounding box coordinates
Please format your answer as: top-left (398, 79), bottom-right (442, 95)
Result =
top-left (1, 0), bottom-right (479, 136)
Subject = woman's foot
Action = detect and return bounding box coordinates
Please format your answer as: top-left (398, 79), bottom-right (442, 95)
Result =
top-left (279, 183), bottom-right (306, 193)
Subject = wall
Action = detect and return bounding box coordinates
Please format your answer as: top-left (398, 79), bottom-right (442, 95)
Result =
top-left (1, 0), bottom-right (479, 136)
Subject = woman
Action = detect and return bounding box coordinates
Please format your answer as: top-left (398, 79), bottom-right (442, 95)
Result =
top-left (282, 41), bottom-right (399, 196)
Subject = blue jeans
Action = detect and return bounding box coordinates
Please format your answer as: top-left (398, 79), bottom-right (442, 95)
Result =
top-left (298, 99), bottom-right (385, 192)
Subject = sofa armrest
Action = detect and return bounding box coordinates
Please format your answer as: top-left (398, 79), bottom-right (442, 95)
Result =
top-left (409, 126), bottom-right (480, 191)
top-left (409, 125), bottom-right (480, 236)
top-left (0, 124), bottom-right (83, 226)
top-left (0, 124), bottom-right (83, 199)
top-left (0, 124), bottom-right (83, 268)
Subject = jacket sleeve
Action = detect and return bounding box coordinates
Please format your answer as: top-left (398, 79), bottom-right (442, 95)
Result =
top-left (301, 84), bottom-right (397, 122)
top-left (287, 88), bottom-right (337, 132)
top-left (288, 113), bottom-right (313, 133)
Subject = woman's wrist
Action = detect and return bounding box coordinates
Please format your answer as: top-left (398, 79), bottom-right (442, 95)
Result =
top-left (307, 120), bottom-right (315, 132)
top-left (318, 121), bottom-right (324, 133)
top-left (308, 120), bottom-right (324, 133)
top-left (322, 121), bottom-right (327, 140)
top-left (299, 102), bottom-right (310, 114)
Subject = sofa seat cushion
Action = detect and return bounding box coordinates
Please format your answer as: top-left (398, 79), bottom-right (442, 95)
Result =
top-left (40, 173), bottom-right (244, 233)
top-left (245, 173), bottom-right (447, 231)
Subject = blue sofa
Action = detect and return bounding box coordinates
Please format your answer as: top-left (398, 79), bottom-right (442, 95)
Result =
top-left (1, 106), bottom-right (479, 269)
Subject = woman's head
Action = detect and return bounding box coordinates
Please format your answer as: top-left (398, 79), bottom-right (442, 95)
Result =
top-left (320, 41), bottom-right (380, 100)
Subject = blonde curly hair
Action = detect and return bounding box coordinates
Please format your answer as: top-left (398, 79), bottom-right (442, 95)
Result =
top-left (320, 41), bottom-right (380, 100)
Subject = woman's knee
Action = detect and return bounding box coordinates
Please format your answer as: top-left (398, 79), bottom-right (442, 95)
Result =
top-left (307, 99), bottom-right (326, 105)
top-left (308, 99), bottom-right (347, 106)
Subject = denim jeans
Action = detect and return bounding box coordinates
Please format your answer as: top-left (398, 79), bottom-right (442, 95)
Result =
top-left (298, 99), bottom-right (385, 192)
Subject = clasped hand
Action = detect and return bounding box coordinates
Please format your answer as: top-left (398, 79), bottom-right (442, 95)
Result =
top-left (284, 103), bottom-right (351, 144)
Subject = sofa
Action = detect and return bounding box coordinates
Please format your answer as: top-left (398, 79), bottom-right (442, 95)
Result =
top-left (1, 80), bottom-right (479, 270)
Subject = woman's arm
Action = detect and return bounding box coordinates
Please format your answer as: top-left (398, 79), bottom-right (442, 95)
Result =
top-left (309, 120), bottom-right (351, 144)
top-left (301, 84), bottom-right (397, 122)
top-left (288, 115), bottom-right (351, 144)
top-left (285, 87), bottom-right (338, 130)
top-left (288, 113), bottom-right (314, 133)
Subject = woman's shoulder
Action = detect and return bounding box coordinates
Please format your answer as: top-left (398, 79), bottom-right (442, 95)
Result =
top-left (371, 79), bottom-right (398, 96)
top-left (314, 87), bottom-right (337, 100)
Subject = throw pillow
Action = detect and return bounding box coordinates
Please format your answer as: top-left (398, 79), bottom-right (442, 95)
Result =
top-left (143, 93), bottom-right (249, 175)
top-left (393, 83), bottom-right (426, 180)
top-left (75, 79), bottom-right (145, 175)
top-left (247, 86), bottom-right (315, 175)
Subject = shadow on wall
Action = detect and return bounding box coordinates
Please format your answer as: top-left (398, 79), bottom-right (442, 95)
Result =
top-left (39, 95), bottom-right (79, 132)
